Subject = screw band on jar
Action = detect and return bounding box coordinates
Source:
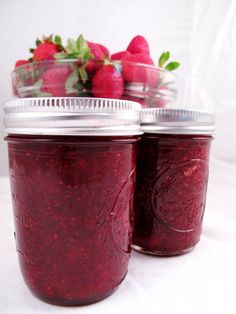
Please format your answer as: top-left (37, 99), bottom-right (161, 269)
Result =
top-left (4, 97), bottom-right (142, 136)
top-left (140, 108), bottom-right (215, 135)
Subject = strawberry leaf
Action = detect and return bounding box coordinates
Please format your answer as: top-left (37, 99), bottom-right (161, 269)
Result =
top-left (67, 53), bottom-right (82, 59)
top-left (35, 39), bottom-right (42, 46)
top-left (33, 79), bottom-right (43, 90)
top-left (65, 69), bottom-right (79, 93)
top-left (56, 35), bottom-right (93, 61)
top-left (54, 35), bottom-right (62, 46)
top-left (165, 61), bottom-right (180, 71)
top-left (78, 66), bottom-right (88, 83)
top-left (159, 51), bottom-right (170, 67)
top-left (54, 52), bottom-right (67, 59)
top-left (76, 35), bottom-right (93, 60)
top-left (66, 39), bottom-right (78, 53)
top-left (37, 92), bottom-right (52, 97)
top-left (76, 35), bottom-right (87, 50)
top-left (77, 48), bottom-right (93, 60)
top-left (32, 80), bottom-right (52, 97)
top-left (17, 67), bottom-right (32, 81)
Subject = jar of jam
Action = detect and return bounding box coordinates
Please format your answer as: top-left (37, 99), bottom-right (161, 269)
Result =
top-left (4, 97), bottom-right (141, 305)
top-left (133, 108), bottom-right (215, 256)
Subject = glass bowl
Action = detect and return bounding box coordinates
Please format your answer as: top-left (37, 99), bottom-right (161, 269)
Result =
top-left (12, 59), bottom-right (177, 108)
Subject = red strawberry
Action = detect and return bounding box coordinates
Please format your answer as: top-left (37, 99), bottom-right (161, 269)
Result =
top-left (111, 51), bottom-right (131, 61)
top-left (40, 65), bottom-right (72, 96)
top-left (92, 64), bottom-right (124, 98)
top-left (85, 60), bottom-right (103, 76)
top-left (87, 41), bottom-right (106, 60)
top-left (86, 41), bottom-right (109, 75)
top-left (15, 60), bottom-right (30, 68)
top-left (96, 43), bottom-right (109, 58)
top-left (127, 35), bottom-right (150, 55)
top-left (122, 53), bottom-right (159, 87)
top-left (33, 42), bottom-right (60, 61)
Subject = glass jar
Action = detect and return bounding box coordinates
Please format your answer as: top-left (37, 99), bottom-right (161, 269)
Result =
top-left (12, 60), bottom-right (177, 108)
top-left (133, 108), bottom-right (215, 256)
top-left (4, 97), bottom-right (141, 305)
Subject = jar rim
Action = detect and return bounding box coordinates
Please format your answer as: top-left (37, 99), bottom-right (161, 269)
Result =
top-left (4, 97), bottom-right (142, 136)
top-left (141, 108), bottom-right (215, 135)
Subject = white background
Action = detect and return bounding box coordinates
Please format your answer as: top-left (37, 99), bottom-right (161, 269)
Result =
top-left (0, 0), bottom-right (193, 175)
top-left (1, 0), bottom-right (235, 174)
top-left (0, 0), bottom-right (236, 313)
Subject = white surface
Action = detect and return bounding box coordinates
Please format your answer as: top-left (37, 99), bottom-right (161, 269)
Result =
top-left (1, 156), bottom-right (236, 314)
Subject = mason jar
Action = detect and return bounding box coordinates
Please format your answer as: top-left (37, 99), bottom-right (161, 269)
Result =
top-left (4, 97), bottom-right (141, 305)
top-left (133, 108), bottom-right (214, 256)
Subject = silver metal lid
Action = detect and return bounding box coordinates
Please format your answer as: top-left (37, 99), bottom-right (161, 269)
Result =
top-left (141, 108), bottom-right (215, 134)
top-left (4, 97), bottom-right (142, 136)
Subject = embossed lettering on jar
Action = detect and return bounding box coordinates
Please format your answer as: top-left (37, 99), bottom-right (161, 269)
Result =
top-left (4, 97), bottom-right (141, 305)
top-left (133, 109), bottom-right (214, 256)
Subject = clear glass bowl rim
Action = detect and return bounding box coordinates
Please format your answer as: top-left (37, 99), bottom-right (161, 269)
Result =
top-left (12, 59), bottom-right (178, 78)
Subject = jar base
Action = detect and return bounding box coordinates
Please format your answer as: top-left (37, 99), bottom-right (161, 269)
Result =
top-left (132, 244), bottom-right (196, 256)
top-left (31, 288), bottom-right (118, 307)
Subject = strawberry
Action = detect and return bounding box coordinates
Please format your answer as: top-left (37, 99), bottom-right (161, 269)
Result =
top-left (87, 41), bottom-right (107, 60)
top-left (15, 60), bottom-right (30, 68)
top-left (85, 60), bottom-right (103, 76)
top-left (84, 41), bottom-right (108, 75)
top-left (111, 51), bottom-right (131, 61)
top-left (96, 43), bottom-right (109, 58)
top-left (127, 35), bottom-right (150, 55)
top-left (39, 65), bottom-right (72, 96)
top-left (33, 42), bottom-right (60, 62)
top-left (122, 53), bottom-right (159, 87)
top-left (92, 64), bottom-right (124, 98)
top-left (31, 35), bottom-right (63, 62)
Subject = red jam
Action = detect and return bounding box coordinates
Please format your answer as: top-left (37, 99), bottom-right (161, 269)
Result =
top-left (133, 133), bottom-right (212, 255)
top-left (7, 135), bottom-right (138, 305)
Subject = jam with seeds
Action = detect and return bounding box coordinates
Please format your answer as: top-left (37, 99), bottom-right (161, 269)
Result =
top-left (133, 133), bottom-right (212, 255)
top-left (7, 135), bottom-right (138, 305)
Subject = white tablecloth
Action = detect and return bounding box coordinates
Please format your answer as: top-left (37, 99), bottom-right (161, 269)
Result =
top-left (1, 157), bottom-right (236, 314)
